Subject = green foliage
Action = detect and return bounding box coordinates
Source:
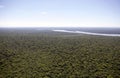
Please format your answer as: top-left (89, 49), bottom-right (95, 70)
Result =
top-left (0, 29), bottom-right (120, 78)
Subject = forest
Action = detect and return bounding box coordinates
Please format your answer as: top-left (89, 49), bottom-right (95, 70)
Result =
top-left (0, 28), bottom-right (120, 78)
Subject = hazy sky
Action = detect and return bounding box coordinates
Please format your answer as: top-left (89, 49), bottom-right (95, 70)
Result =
top-left (0, 0), bottom-right (120, 27)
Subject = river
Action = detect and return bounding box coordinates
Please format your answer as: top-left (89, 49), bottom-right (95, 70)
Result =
top-left (53, 30), bottom-right (120, 37)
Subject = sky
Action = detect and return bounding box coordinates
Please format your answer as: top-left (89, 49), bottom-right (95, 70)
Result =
top-left (0, 0), bottom-right (120, 27)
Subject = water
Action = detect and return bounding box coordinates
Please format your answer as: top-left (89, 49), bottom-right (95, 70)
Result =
top-left (53, 30), bottom-right (120, 37)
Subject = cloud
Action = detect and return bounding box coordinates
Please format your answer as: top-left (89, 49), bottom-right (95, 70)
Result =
top-left (0, 5), bottom-right (4, 8)
top-left (41, 12), bottom-right (47, 15)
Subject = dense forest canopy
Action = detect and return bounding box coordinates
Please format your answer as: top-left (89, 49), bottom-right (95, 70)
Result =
top-left (0, 28), bottom-right (120, 78)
